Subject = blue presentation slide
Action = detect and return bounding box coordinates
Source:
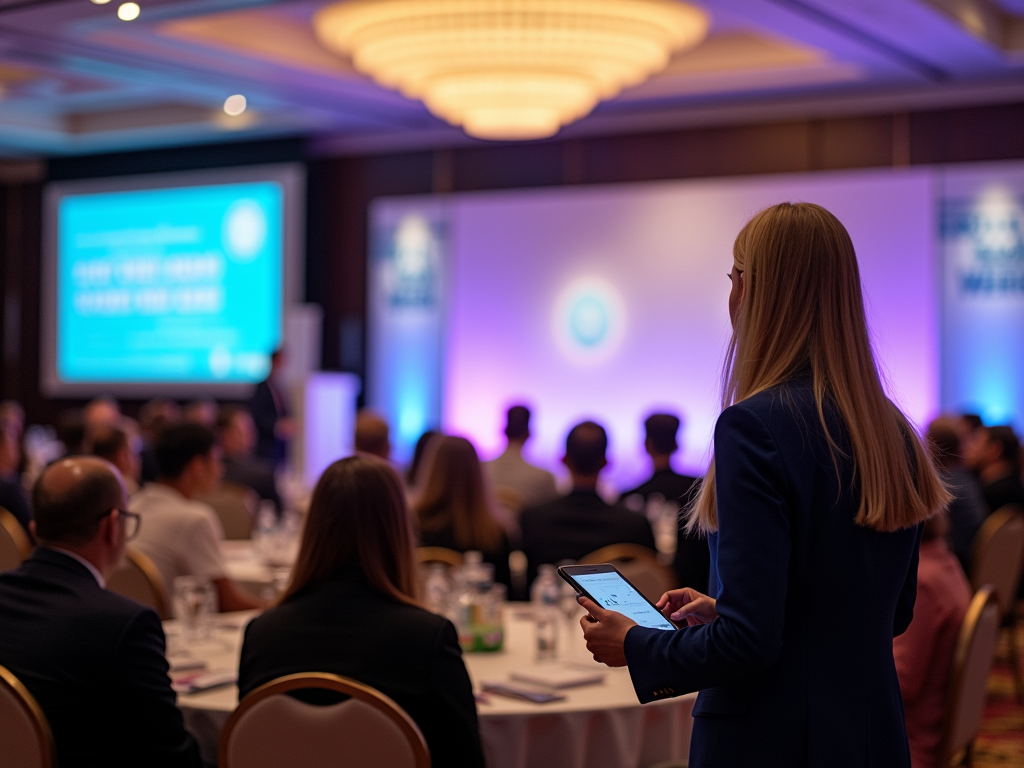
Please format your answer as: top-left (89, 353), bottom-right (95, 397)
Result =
top-left (57, 181), bottom-right (283, 384)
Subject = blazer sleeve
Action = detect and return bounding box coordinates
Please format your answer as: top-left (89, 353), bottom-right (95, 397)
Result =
top-left (624, 404), bottom-right (791, 703)
top-left (893, 524), bottom-right (923, 638)
top-left (421, 619), bottom-right (486, 768)
top-left (114, 609), bottom-right (202, 768)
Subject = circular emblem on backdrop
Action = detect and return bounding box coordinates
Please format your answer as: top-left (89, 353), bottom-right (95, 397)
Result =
top-left (222, 199), bottom-right (267, 262)
top-left (552, 276), bottom-right (626, 365)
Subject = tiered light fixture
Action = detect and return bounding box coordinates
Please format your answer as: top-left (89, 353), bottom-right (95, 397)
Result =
top-left (313, 0), bottom-right (709, 141)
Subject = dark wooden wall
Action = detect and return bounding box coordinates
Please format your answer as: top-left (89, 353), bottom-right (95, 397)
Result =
top-left (2, 101), bottom-right (1023, 424)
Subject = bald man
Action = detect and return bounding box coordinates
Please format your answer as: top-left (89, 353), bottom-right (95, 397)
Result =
top-left (0, 458), bottom-right (201, 768)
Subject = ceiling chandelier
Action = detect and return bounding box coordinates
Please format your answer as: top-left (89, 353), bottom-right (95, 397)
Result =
top-left (313, 0), bottom-right (710, 141)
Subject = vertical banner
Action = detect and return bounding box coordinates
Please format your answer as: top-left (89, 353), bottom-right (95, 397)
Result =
top-left (367, 199), bottom-right (448, 463)
top-left (940, 162), bottom-right (1024, 430)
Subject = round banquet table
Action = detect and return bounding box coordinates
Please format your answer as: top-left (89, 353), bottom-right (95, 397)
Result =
top-left (169, 609), bottom-right (695, 768)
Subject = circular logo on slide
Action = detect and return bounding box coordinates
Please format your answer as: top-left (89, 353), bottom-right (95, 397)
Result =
top-left (222, 199), bottom-right (267, 262)
top-left (552, 276), bottom-right (626, 365)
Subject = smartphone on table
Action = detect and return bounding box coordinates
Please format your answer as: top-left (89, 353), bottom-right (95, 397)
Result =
top-left (557, 563), bottom-right (677, 631)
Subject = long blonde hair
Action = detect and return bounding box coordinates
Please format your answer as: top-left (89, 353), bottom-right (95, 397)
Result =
top-left (282, 456), bottom-right (419, 605)
top-left (688, 202), bottom-right (949, 535)
top-left (414, 436), bottom-right (505, 553)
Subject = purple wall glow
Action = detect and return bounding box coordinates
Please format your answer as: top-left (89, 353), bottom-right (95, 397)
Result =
top-left (438, 168), bottom-right (937, 491)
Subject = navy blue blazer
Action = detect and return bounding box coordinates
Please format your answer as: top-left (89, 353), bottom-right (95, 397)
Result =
top-left (624, 379), bottom-right (921, 768)
top-left (0, 548), bottom-right (201, 768)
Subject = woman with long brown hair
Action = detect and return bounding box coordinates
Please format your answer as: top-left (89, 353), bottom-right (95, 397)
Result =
top-left (578, 203), bottom-right (948, 767)
top-left (414, 435), bottom-right (512, 587)
top-left (237, 456), bottom-right (485, 768)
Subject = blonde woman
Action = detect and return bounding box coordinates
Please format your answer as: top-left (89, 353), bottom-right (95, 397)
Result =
top-left (578, 203), bottom-right (948, 767)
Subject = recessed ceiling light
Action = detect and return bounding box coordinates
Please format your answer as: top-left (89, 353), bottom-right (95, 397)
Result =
top-left (117, 2), bottom-right (140, 21)
top-left (223, 94), bottom-right (247, 117)
top-left (90, 0), bottom-right (112, 5)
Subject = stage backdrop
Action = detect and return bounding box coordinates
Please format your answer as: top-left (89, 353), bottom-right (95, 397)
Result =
top-left (371, 166), bottom-right (941, 490)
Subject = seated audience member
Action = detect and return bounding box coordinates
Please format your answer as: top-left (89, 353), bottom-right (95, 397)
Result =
top-left (138, 398), bottom-right (181, 484)
top-left (967, 424), bottom-right (1024, 513)
top-left (405, 429), bottom-right (439, 490)
top-left (894, 511), bottom-right (972, 768)
top-left (0, 399), bottom-right (25, 440)
top-left (130, 423), bottom-right (259, 612)
top-left (217, 405), bottom-right (281, 512)
top-left (56, 408), bottom-right (87, 457)
top-left (238, 456), bottom-right (485, 768)
top-left (415, 436), bottom-right (512, 587)
top-left (355, 409), bottom-right (391, 461)
top-left (183, 398), bottom-right (217, 429)
top-left (0, 457), bottom-right (201, 768)
top-left (520, 421), bottom-right (655, 584)
top-left (621, 413), bottom-right (709, 592)
top-left (85, 422), bottom-right (142, 496)
top-left (83, 396), bottom-right (121, 428)
top-left (926, 417), bottom-right (986, 571)
top-left (484, 405), bottom-right (558, 512)
top-left (0, 413), bottom-right (31, 531)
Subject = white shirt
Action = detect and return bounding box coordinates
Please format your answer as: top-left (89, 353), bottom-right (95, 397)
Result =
top-left (46, 546), bottom-right (105, 588)
top-left (129, 483), bottom-right (226, 595)
top-left (484, 445), bottom-right (559, 509)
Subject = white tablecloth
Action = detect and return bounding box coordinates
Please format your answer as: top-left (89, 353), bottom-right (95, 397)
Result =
top-left (170, 609), bottom-right (694, 768)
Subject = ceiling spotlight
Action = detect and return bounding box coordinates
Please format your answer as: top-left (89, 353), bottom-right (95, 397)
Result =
top-left (117, 2), bottom-right (140, 21)
top-left (90, 0), bottom-right (112, 5)
top-left (223, 94), bottom-right (247, 117)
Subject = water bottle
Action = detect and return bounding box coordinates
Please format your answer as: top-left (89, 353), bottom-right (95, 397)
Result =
top-left (423, 563), bottom-right (454, 616)
top-left (531, 564), bottom-right (562, 661)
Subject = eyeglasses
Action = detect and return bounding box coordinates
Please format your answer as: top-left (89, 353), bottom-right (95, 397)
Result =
top-left (97, 509), bottom-right (141, 541)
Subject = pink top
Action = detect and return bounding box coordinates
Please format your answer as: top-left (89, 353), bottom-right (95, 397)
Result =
top-left (893, 539), bottom-right (973, 768)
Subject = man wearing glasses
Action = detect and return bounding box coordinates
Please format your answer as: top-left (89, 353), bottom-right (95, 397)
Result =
top-left (0, 457), bottom-right (201, 768)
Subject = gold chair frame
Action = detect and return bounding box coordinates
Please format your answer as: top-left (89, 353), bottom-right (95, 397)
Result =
top-left (416, 546), bottom-right (463, 569)
top-left (936, 586), bottom-right (1000, 768)
top-left (107, 546), bottom-right (169, 619)
top-left (218, 672), bottom-right (431, 768)
top-left (0, 664), bottom-right (56, 768)
top-left (969, 505), bottom-right (1024, 703)
top-left (0, 506), bottom-right (32, 571)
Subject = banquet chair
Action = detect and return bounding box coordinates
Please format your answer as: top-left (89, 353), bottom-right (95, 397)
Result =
top-left (936, 586), bottom-right (1000, 768)
top-left (219, 672), bottom-right (431, 768)
top-left (968, 506), bottom-right (1024, 703)
top-left (581, 543), bottom-right (678, 603)
top-left (0, 507), bottom-right (31, 573)
top-left (0, 664), bottom-right (55, 768)
top-left (107, 547), bottom-right (169, 619)
top-left (199, 481), bottom-right (257, 540)
top-left (416, 546), bottom-right (463, 569)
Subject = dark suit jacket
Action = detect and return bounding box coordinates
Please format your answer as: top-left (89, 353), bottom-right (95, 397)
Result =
top-left (238, 571), bottom-right (485, 768)
top-left (624, 379), bottom-right (921, 768)
top-left (0, 548), bottom-right (201, 768)
top-left (520, 489), bottom-right (656, 585)
top-left (249, 378), bottom-right (288, 465)
top-left (223, 455), bottom-right (281, 511)
top-left (622, 468), bottom-right (709, 592)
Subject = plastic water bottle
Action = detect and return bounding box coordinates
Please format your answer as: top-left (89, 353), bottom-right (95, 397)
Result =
top-left (531, 564), bottom-right (562, 661)
top-left (423, 563), bottom-right (453, 616)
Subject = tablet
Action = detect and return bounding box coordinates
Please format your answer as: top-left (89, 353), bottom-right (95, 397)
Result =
top-left (558, 564), bottom-right (677, 631)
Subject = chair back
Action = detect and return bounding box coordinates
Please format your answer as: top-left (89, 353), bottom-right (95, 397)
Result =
top-left (969, 506), bottom-right (1024, 617)
top-left (580, 543), bottom-right (677, 602)
top-left (219, 673), bottom-right (430, 768)
top-left (416, 546), bottom-right (463, 569)
top-left (199, 482), bottom-right (257, 540)
top-left (106, 547), bottom-right (169, 619)
top-left (0, 665), bottom-right (55, 768)
top-left (937, 586), bottom-right (1001, 768)
top-left (0, 507), bottom-right (31, 573)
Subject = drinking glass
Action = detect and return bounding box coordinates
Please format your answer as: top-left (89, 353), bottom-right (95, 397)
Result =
top-left (172, 576), bottom-right (216, 644)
